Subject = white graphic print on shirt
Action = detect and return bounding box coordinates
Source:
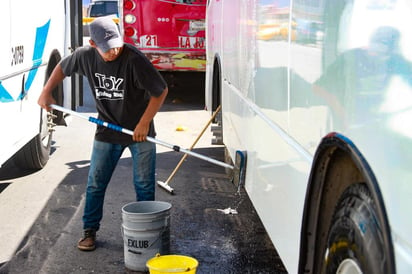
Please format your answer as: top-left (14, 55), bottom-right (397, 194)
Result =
top-left (94, 73), bottom-right (124, 100)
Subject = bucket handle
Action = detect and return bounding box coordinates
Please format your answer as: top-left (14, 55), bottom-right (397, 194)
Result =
top-left (147, 223), bottom-right (169, 249)
top-left (163, 267), bottom-right (191, 272)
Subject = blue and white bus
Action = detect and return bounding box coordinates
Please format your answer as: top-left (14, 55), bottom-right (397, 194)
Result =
top-left (206, 0), bottom-right (412, 273)
top-left (0, 0), bottom-right (82, 169)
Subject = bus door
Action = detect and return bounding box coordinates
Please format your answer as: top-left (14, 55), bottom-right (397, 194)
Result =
top-left (69, 0), bottom-right (84, 109)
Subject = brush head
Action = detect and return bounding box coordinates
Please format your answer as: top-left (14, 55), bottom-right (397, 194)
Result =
top-left (157, 181), bottom-right (175, 194)
top-left (233, 150), bottom-right (247, 187)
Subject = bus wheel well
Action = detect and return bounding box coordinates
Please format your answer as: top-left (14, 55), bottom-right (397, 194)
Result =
top-left (212, 55), bottom-right (221, 112)
top-left (46, 50), bottom-right (63, 103)
top-left (46, 50), bottom-right (66, 126)
top-left (299, 134), bottom-right (395, 274)
top-left (12, 51), bottom-right (64, 170)
top-left (211, 55), bottom-right (223, 145)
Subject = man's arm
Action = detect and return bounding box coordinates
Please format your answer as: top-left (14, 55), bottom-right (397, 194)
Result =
top-left (38, 64), bottom-right (66, 112)
top-left (133, 87), bottom-right (168, 142)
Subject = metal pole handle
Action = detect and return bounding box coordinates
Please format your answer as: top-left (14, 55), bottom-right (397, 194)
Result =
top-left (50, 104), bottom-right (233, 170)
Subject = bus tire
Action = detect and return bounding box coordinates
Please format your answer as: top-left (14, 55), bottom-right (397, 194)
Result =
top-left (211, 56), bottom-right (223, 145)
top-left (321, 183), bottom-right (388, 274)
top-left (13, 109), bottom-right (52, 170)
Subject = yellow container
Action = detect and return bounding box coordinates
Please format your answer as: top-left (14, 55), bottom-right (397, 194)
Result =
top-left (146, 254), bottom-right (198, 274)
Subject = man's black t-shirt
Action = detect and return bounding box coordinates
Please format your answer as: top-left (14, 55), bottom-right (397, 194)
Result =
top-left (60, 44), bottom-right (167, 144)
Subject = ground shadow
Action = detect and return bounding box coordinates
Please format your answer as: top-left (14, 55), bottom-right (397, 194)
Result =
top-left (0, 146), bottom-right (286, 273)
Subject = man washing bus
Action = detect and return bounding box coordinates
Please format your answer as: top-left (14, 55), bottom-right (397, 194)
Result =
top-left (38, 16), bottom-right (168, 251)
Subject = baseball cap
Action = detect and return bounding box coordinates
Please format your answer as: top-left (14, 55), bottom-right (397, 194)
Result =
top-left (89, 16), bottom-right (123, 53)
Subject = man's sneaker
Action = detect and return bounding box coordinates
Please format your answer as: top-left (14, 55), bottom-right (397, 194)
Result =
top-left (77, 228), bottom-right (96, 251)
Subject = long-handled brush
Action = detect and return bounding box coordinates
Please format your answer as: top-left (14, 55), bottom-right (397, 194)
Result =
top-left (50, 105), bottom-right (245, 191)
top-left (156, 105), bottom-right (221, 194)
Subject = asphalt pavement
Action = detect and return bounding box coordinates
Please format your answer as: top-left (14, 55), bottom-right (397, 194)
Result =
top-left (0, 72), bottom-right (287, 273)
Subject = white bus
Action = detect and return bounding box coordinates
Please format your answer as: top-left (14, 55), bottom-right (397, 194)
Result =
top-left (206, 0), bottom-right (412, 273)
top-left (0, 0), bottom-right (82, 169)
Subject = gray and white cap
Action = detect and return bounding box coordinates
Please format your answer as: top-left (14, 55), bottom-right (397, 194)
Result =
top-left (89, 16), bottom-right (123, 53)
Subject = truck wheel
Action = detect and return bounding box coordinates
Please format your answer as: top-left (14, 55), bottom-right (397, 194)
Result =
top-left (13, 108), bottom-right (52, 170)
top-left (321, 183), bottom-right (388, 274)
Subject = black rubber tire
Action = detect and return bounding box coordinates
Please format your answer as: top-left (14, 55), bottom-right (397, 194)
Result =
top-left (13, 109), bottom-right (52, 170)
top-left (321, 183), bottom-right (388, 274)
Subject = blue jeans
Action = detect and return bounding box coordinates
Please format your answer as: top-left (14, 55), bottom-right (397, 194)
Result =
top-left (83, 140), bottom-right (156, 230)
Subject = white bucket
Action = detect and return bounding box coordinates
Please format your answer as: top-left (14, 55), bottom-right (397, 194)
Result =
top-left (121, 201), bottom-right (172, 272)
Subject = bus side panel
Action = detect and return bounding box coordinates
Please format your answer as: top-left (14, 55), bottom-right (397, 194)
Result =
top-left (205, 0), bottom-right (222, 111)
top-left (0, 1), bottom-right (10, 78)
top-left (208, 0), bottom-right (307, 272)
top-left (210, 0), bottom-right (412, 272)
top-left (289, 0), bottom-right (412, 271)
top-left (208, 0), bottom-right (412, 272)
top-left (0, 1), bottom-right (12, 165)
top-left (0, 0), bottom-right (72, 167)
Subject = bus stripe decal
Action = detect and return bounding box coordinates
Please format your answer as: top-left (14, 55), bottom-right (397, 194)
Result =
top-left (1, 20), bottom-right (51, 103)
top-left (22, 20), bottom-right (51, 97)
top-left (0, 84), bottom-right (14, 102)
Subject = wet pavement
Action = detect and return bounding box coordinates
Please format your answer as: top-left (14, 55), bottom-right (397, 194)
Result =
top-left (0, 72), bottom-right (287, 273)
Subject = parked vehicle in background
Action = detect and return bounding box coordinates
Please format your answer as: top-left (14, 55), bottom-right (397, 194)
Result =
top-left (83, 0), bottom-right (119, 36)
top-left (88, 0), bottom-right (118, 18)
top-left (120, 0), bottom-right (206, 72)
top-left (206, 0), bottom-right (412, 273)
top-left (0, 0), bottom-right (82, 169)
